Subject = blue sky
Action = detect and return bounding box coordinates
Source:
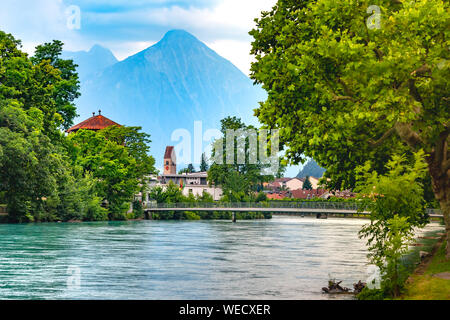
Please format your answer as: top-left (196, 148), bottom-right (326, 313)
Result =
top-left (0, 0), bottom-right (275, 74)
top-left (0, 0), bottom-right (304, 177)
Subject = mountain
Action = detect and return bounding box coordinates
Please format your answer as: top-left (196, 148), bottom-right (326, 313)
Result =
top-left (297, 160), bottom-right (326, 178)
top-left (61, 45), bottom-right (118, 81)
top-left (69, 30), bottom-right (266, 170)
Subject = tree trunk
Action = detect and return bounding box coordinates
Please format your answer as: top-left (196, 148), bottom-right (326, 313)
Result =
top-left (427, 158), bottom-right (450, 259)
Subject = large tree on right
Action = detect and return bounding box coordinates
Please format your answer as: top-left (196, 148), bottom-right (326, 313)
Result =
top-left (250, 0), bottom-right (449, 256)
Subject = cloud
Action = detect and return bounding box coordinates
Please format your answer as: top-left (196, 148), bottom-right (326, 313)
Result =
top-left (0, 0), bottom-right (276, 73)
top-left (81, 0), bottom-right (275, 41)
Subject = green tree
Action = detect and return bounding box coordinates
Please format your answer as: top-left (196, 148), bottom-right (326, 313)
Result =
top-left (31, 40), bottom-right (80, 130)
top-left (250, 0), bottom-right (450, 256)
top-left (68, 126), bottom-right (156, 218)
top-left (187, 163), bottom-right (196, 173)
top-left (148, 182), bottom-right (184, 204)
top-left (208, 116), bottom-right (275, 199)
top-left (356, 151), bottom-right (428, 297)
top-left (302, 176), bottom-right (313, 190)
top-left (0, 31), bottom-right (67, 141)
top-left (178, 164), bottom-right (195, 174)
top-left (0, 31), bottom-right (104, 222)
top-left (200, 153), bottom-right (209, 172)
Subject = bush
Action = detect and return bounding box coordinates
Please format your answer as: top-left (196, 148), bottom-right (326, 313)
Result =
top-left (356, 287), bottom-right (385, 300)
top-left (84, 198), bottom-right (108, 221)
top-left (132, 200), bottom-right (144, 219)
top-left (107, 203), bottom-right (130, 221)
top-left (183, 211), bottom-right (201, 220)
top-left (356, 151), bottom-right (428, 298)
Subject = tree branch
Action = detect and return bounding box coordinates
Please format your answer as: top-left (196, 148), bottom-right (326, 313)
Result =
top-left (332, 95), bottom-right (354, 102)
top-left (408, 79), bottom-right (423, 103)
top-left (394, 122), bottom-right (424, 150)
top-left (369, 127), bottom-right (396, 147)
top-left (410, 64), bottom-right (432, 77)
top-left (337, 78), bottom-right (353, 97)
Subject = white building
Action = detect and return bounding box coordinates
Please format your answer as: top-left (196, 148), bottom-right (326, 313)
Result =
top-left (159, 172), bottom-right (223, 201)
top-left (145, 146), bottom-right (223, 202)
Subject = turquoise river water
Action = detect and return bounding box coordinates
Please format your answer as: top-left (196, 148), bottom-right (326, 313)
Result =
top-left (0, 216), bottom-right (443, 300)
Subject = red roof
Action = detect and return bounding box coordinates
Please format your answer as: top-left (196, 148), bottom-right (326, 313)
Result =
top-left (67, 114), bottom-right (121, 133)
top-left (164, 146), bottom-right (175, 159)
top-left (291, 189), bottom-right (327, 199)
top-left (266, 192), bottom-right (290, 200)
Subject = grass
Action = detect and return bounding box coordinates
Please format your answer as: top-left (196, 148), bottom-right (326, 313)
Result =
top-left (398, 239), bottom-right (450, 300)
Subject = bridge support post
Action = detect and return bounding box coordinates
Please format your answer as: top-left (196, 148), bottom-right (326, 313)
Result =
top-left (232, 212), bottom-right (236, 223)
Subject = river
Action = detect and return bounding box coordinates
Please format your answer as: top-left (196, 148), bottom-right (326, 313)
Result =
top-left (0, 216), bottom-right (443, 300)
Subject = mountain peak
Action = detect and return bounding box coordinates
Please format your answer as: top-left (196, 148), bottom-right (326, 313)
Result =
top-left (89, 44), bottom-right (110, 53)
top-left (159, 29), bottom-right (200, 44)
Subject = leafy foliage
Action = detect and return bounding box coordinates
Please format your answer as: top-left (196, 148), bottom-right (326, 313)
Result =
top-left (356, 151), bottom-right (428, 297)
top-left (68, 126), bottom-right (156, 216)
top-left (0, 31), bottom-right (155, 222)
top-left (31, 40), bottom-right (80, 130)
top-left (208, 116), bottom-right (278, 200)
top-left (0, 31), bottom-right (104, 222)
top-left (250, 0), bottom-right (449, 256)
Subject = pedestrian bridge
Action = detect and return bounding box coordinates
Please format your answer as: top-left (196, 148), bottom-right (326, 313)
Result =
top-left (144, 202), bottom-right (443, 218)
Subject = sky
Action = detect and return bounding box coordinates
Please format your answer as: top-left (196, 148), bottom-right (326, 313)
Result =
top-left (0, 0), bottom-right (303, 176)
top-left (0, 0), bottom-right (276, 75)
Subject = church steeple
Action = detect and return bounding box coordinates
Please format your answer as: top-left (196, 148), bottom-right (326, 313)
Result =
top-left (163, 146), bottom-right (176, 175)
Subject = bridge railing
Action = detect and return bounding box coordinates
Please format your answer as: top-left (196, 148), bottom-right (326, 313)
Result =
top-left (143, 201), bottom-right (441, 215)
top-left (145, 201), bottom-right (361, 211)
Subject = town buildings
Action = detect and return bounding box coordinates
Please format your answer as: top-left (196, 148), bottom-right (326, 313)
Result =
top-left (147, 146), bottom-right (223, 201)
top-left (264, 177), bottom-right (355, 200)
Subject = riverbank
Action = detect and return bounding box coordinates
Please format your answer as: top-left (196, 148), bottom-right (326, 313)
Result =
top-left (397, 235), bottom-right (450, 300)
top-left (0, 210), bottom-right (272, 224)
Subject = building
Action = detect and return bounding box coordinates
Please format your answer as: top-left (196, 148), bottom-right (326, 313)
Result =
top-left (286, 178), bottom-right (304, 191)
top-left (291, 189), bottom-right (328, 200)
top-left (66, 110), bottom-right (121, 133)
top-left (266, 191), bottom-right (291, 200)
top-left (160, 172), bottom-right (223, 200)
top-left (307, 176), bottom-right (321, 190)
top-left (320, 190), bottom-right (356, 199)
top-left (163, 146), bottom-right (177, 175)
top-left (266, 178), bottom-right (292, 190)
top-left (148, 146), bottom-right (223, 201)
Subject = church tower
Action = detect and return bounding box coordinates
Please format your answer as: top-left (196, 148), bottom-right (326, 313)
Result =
top-left (163, 146), bottom-right (176, 175)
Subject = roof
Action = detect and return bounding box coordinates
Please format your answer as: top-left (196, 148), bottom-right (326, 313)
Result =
top-left (67, 114), bottom-right (121, 133)
top-left (266, 191), bottom-right (291, 200)
top-left (164, 146), bottom-right (175, 159)
top-left (161, 172), bottom-right (207, 178)
top-left (274, 178), bottom-right (292, 183)
top-left (291, 189), bottom-right (327, 199)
